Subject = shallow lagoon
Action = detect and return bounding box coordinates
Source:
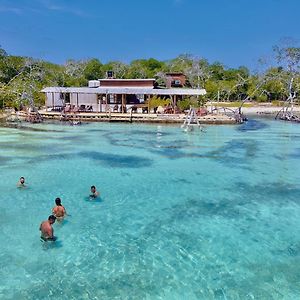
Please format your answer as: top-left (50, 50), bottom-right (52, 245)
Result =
top-left (0, 119), bottom-right (300, 299)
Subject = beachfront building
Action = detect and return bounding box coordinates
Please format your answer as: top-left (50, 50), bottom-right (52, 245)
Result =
top-left (165, 72), bottom-right (187, 88)
top-left (42, 78), bottom-right (206, 113)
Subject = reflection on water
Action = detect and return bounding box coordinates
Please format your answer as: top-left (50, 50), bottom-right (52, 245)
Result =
top-left (78, 151), bottom-right (153, 168)
top-left (237, 119), bottom-right (269, 131)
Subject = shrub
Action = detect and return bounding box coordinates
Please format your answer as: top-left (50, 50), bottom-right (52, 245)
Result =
top-left (148, 96), bottom-right (171, 108)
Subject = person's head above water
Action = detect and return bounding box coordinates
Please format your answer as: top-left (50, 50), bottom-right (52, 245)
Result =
top-left (48, 215), bottom-right (56, 224)
top-left (19, 177), bottom-right (25, 184)
top-left (55, 197), bottom-right (62, 206)
top-left (91, 186), bottom-right (96, 192)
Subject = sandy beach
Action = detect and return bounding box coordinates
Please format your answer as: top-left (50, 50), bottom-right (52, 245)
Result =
top-left (206, 105), bottom-right (300, 117)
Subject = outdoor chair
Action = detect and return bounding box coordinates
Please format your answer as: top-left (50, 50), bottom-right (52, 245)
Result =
top-left (174, 106), bottom-right (181, 114)
top-left (130, 106), bottom-right (138, 113)
top-left (164, 105), bottom-right (173, 114)
top-left (79, 105), bottom-right (86, 112)
top-left (72, 106), bottom-right (79, 113)
top-left (63, 105), bottom-right (71, 113)
top-left (196, 108), bottom-right (208, 116)
top-left (156, 106), bottom-right (164, 114)
top-left (86, 105), bottom-right (93, 112)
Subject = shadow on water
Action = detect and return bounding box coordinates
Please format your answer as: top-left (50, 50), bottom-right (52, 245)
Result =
top-left (129, 129), bottom-right (173, 137)
top-left (148, 139), bottom-right (257, 171)
top-left (2, 122), bottom-right (65, 132)
top-left (164, 197), bottom-right (241, 220)
top-left (237, 119), bottom-right (269, 131)
top-left (84, 196), bottom-right (103, 203)
top-left (0, 142), bottom-right (70, 153)
top-left (173, 178), bottom-right (192, 185)
top-left (231, 181), bottom-right (300, 206)
top-left (55, 218), bottom-right (70, 226)
top-left (0, 156), bottom-right (12, 165)
top-left (27, 153), bottom-right (74, 164)
top-left (78, 151), bottom-right (153, 168)
top-left (41, 239), bottom-right (63, 250)
top-left (86, 128), bottom-right (110, 133)
top-left (54, 135), bottom-right (90, 143)
top-left (103, 131), bottom-right (177, 150)
top-left (205, 139), bottom-right (258, 169)
top-left (290, 148), bottom-right (300, 159)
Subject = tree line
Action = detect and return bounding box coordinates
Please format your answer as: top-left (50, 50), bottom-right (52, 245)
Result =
top-left (0, 43), bottom-right (299, 109)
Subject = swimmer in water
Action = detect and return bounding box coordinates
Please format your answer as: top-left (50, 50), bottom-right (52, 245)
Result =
top-left (39, 215), bottom-right (57, 241)
top-left (17, 176), bottom-right (26, 188)
top-left (52, 197), bottom-right (67, 222)
top-left (90, 185), bottom-right (99, 199)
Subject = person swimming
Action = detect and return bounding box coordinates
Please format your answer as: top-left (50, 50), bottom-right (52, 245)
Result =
top-left (52, 197), bottom-right (67, 221)
top-left (39, 215), bottom-right (57, 241)
top-left (90, 185), bottom-right (99, 199)
top-left (17, 176), bottom-right (26, 188)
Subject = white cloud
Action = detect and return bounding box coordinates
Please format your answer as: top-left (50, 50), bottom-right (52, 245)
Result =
top-left (174, 0), bottom-right (183, 5)
top-left (0, 5), bottom-right (22, 14)
top-left (37, 0), bottom-right (89, 17)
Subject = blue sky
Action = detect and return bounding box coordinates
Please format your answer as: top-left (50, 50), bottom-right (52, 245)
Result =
top-left (0, 0), bottom-right (299, 69)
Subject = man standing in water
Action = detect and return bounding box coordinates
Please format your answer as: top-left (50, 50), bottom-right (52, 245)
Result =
top-left (17, 177), bottom-right (26, 188)
top-left (90, 185), bottom-right (99, 199)
top-left (39, 215), bottom-right (57, 241)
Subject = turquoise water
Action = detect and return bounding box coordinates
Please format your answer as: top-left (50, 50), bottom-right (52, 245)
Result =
top-left (0, 118), bottom-right (300, 299)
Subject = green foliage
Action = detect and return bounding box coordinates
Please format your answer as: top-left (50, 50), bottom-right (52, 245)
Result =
top-left (0, 46), bottom-right (8, 58)
top-left (271, 100), bottom-right (284, 106)
top-left (0, 44), bottom-right (300, 109)
top-left (102, 61), bottom-right (128, 79)
top-left (148, 96), bottom-right (171, 108)
top-left (84, 59), bottom-right (103, 81)
top-left (177, 97), bottom-right (198, 111)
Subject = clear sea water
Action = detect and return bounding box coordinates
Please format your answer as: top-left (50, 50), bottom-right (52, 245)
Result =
top-left (0, 118), bottom-right (300, 300)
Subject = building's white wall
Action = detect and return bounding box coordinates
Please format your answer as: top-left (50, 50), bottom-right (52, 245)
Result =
top-left (45, 92), bottom-right (98, 109)
top-left (45, 92), bottom-right (63, 107)
top-left (70, 93), bottom-right (78, 106)
top-left (77, 94), bottom-right (98, 106)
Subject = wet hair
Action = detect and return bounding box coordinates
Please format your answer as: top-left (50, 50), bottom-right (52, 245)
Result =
top-left (91, 185), bottom-right (96, 189)
top-left (48, 215), bottom-right (56, 221)
top-left (20, 177), bottom-right (25, 180)
top-left (55, 197), bottom-right (62, 206)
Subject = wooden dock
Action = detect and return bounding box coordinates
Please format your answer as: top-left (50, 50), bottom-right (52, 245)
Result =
top-left (13, 111), bottom-right (237, 125)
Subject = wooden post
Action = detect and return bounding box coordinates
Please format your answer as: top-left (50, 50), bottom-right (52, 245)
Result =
top-left (147, 95), bottom-right (150, 114)
top-left (97, 94), bottom-right (103, 112)
top-left (174, 95), bottom-right (177, 114)
top-left (121, 94), bottom-right (125, 113)
top-left (105, 93), bottom-right (108, 112)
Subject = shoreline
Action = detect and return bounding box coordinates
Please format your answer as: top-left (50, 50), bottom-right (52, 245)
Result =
top-left (241, 106), bottom-right (300, 116)
top-left (207, 105), bottom-right (300, 117)
top-left (2, 106), bottom-right (300, 125)
top-left (11, 110), bottom-right (238, 125)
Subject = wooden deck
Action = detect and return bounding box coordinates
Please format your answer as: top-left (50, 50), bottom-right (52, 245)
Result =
top-left (14, 111), bottom-right (237, 124)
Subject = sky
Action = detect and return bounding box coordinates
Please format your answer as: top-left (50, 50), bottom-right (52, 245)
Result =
top-left (0, 0), bottom-right (299, 69)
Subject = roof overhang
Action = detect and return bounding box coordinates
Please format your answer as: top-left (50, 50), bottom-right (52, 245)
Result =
top-left (41, 87), bottom-right (207, 96)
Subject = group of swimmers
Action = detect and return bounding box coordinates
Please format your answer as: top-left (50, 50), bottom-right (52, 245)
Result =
top-left (17, 177), bottom-right (100, 242)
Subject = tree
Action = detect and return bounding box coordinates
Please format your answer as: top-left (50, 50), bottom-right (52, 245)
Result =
top-left (102, 61), bottom-right (128, 78)
top-left (272, 40), bottom-right (300, 119)
top-left (84, 58), bottom-right (104, 81)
